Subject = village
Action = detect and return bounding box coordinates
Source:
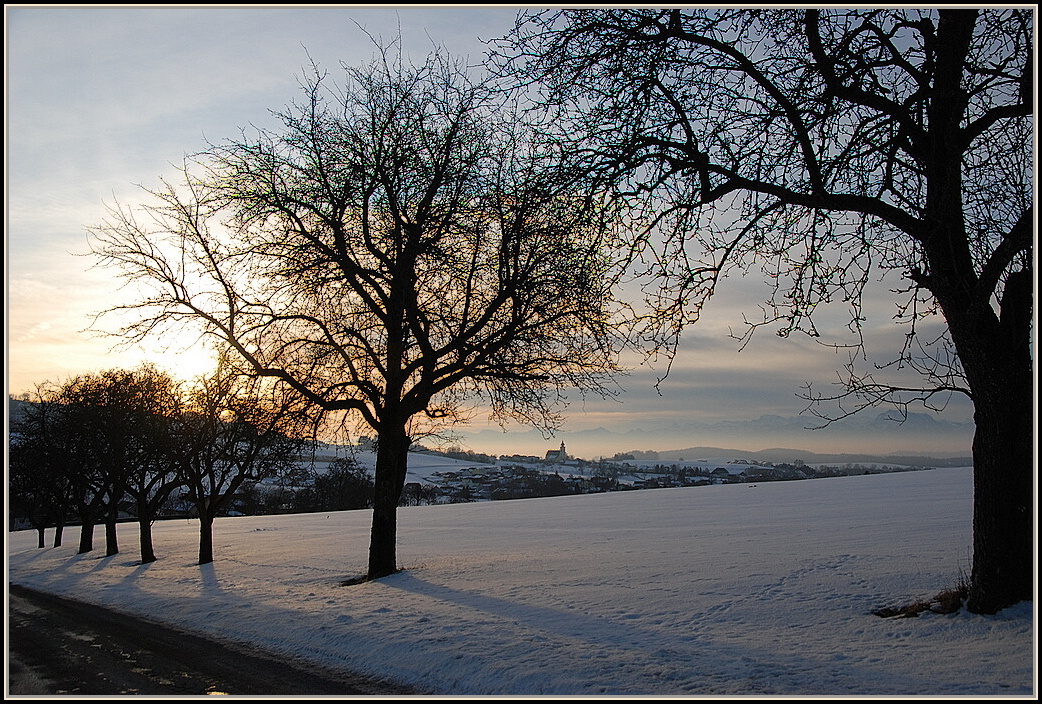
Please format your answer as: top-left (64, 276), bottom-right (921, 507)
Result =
top-left (401, 441), bottom-right (935, 505)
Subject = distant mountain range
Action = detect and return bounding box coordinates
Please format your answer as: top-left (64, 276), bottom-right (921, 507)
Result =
top-left (457, 410), bottom-right (975, 462)
top-left (645, 446), bottom-right (972, 467)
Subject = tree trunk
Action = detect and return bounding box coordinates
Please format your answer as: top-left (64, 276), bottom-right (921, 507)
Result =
top-left (966, 398), bottom-right (1033, 613)
top-left (138, 516), bottom-right (157, 564)
top-left (77, 515), bottom-right (95, 554)
top-left (198, 511), bottom-right (215, 565)
top-left (931, 289), bottom-right (1033, 614)
top-left (36, 526), bottom-right (45, 549)
top-left (104, 479), bottom-right (127, 557)
top-left (961, 269), bottom-right (1034, 614)
top-left (53, 520), bottom-right (65, 548)
top-left (105, 509), bottom-right (119, 557)
top-left (367, 426), bottom-right (411, 580)
top-left (918, 21), bottom-right (1032, 613)
top-left (76, 492), bottom-right (106, 554)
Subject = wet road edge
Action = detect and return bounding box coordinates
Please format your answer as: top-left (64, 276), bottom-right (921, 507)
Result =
top-left (8, 582), bottom-right (422, 696)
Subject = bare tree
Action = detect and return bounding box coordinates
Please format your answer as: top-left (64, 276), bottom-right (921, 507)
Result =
top-left (89, 48), bottom-right (626, 579)
top-left (173, 358), bottom-right (312, 565)
top-left (495, 9), bottom-right (1032, 614)
top-left (63, 397), bottom-right (111, 555)
top-left (61, 367), bottom-right (184, 562)
top-left (18, 380), bottom-right (113, 556)
top-left (293, 457), bottom-right (375, 513)
top-left (11, 368), bottom-right (183, 560)
top-left (52, 372), bottom-right (132, 557)
top-left (115, 366), bottom-right (185, 564)
top-left (10, 390), bottom-right (77, 548)
top-left (9, 438), bottom-right (54, 549)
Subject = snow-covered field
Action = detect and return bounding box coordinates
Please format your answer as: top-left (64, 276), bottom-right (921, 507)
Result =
top-left (7, 466), bottom-right (1035, 696)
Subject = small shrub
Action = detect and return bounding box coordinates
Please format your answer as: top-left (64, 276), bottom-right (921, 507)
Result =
top-left (873, 576), bottom-right (970, 618)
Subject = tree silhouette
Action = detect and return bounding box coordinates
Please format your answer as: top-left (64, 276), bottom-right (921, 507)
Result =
top-left (173, 358), bottom-right (311, 565)
top-left (495, 8), bottom-right (1032, 614)
top-left (9, 433), bottom-right (57, 549)
top-left (10, 392), bottom-right (77, 548)
top-left (113, 366), bottom-right (184, 564)
top-left (11, 366), bottom-right (185, 563)
top-left (63, 368), bottom-right (174, 559)
top-left (295, 457), bottom-right (375, 513)
top-left (88, 48), bottom-right (625, 579)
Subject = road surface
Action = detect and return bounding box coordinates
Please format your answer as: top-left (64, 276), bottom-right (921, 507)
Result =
top-left (8, 583), bottom-right (419, 696)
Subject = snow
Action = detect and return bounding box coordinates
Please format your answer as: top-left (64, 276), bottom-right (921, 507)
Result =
top-left (307, 446), bottom-right (494, 483)
top-left (7, 465), bottom-right (1036, 696)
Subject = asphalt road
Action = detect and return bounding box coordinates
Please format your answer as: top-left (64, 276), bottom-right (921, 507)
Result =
top-left (7, 583), bottom-right (419, 696)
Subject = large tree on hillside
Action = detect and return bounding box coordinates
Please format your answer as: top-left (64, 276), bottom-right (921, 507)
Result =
top-left (88, 49), bottom-right (625, 579)
top-left (495, 8), bottom-right (1033, 613)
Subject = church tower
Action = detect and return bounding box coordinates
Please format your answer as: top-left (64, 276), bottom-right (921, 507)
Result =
top-left (545, 441), bottom-right (568, 462)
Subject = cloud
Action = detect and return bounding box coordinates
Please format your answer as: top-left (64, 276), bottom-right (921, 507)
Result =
top-left (6, 7), bottom-right (975, 460)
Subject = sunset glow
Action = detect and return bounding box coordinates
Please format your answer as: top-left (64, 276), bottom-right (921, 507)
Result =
top-left (6, 7), bottom-right (979, 457)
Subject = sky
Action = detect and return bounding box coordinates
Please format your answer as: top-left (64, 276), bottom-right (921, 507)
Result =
top-left (5, 6), bottom-right (982, 459)
top-left (7, 457), bottom-right (1036, 696)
